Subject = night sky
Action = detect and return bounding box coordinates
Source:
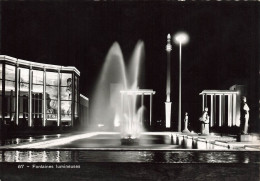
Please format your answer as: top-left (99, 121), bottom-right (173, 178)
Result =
top-left (1, 1), bottom-right (259, 131)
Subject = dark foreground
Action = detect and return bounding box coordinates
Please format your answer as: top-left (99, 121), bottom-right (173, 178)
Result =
top-left (0, 162), bottom-right (259, 181)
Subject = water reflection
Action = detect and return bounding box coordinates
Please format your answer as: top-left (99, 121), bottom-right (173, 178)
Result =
top-left (0, 133), bottom-right (259, 163)
top-left (42, 151), bottom-right (47, 162)
top-left (0, 150), bottom-right (72, 162)
top-left (0, 134), bottom-right (67, 146)
top-left (0, 150), bottom-right (259, 163)
top-left (56, 151), bottom-right (60, 162)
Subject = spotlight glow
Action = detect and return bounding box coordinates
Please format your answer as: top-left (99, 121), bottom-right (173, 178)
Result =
top-left (13, 132), bottom-right (100, 148)
top-left (174, 32), bottom-right (189, 45)
top-left (29, 137), bottom-right (33, 142)
top-left (98, 124), bottom-right (104, 127)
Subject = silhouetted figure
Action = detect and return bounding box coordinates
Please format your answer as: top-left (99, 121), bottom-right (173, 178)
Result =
top-left (200, 107), bottom-right (210, 135)
top-left (240, 96), bottom-right (250, 134)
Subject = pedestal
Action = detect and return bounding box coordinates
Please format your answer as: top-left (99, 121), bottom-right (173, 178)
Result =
top-left (165, 102), bottom-right (172, 128)
top-left (201, 123), bottom-right (209, 135)
top-left (182, 129), bottom-right (190, 134)
top-left (237, 134), bottom-right (252, 142)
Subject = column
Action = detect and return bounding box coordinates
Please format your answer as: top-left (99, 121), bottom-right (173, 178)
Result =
top-left (57, 70), bottom-right (61, 127)
top-left (165, 34), bottom-right (172, 129)
top-left (166, 34), bottom-right (171, 102)
top-left (28, 66), bottom-right (32, 127)
top-left (210, 95), bottom-right (213, 127)
top-left (43, 68), bottom-right (46, 127)
top-left (232, 94), bottom-right (236, 126)
top-left (202, 94), bottom-right (205, 111)
top-left (150, 93), bottom-right (152, 127)
top-left (1, 62), bottom-right (5, 135)
top-left (10, 90), bottom-right (13, 122)
top-left (214, 94), bottom-right (216, 126)
top-left (15, 66), bottom-right (19, 125)
top-left (222, 94), bottom-right (225, 126)
top-left (141, 93), bottom-right (144, 126)
top-left (205, 95), bottom-right (208, 108)
top-left (228, 94), bottom-right (232, 127)
top-left (131, 93), bottom-right (135, 132)
top-left (219, 95), bottom-right (222, 127)
top-left (71, 73), bottom-right (75, 127)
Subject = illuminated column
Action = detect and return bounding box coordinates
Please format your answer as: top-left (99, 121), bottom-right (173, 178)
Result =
top-left (228, 94), bottom-right (232, 127)
top-left (43, 68), bottom-right (46, 127)
top-left (232, 94), bottom-right (237, 126)
top-left (150, 93), bottom-right (153, 127)
top-left (71, 73), bottom-right (75, 127)
top-left (1, 62), bottom-right (5, 135)
top-left (165, 34), bottom-right (172, 128)
top-left (131, 93), bottom-right (135, 132)
top-left (202, 94), bottom-right (205, 111)
top-left (15, 66), bottom-right (19, 125)
top-left (214, 94), bottom-right (216, 126)
top-left (219, 95), bottom-right (222, 127)
top-left (29, 65), bottom-right (32, 127)
top-left (222, 94), bottom-right (225, 126)
top-left (141, 93), bottom-right (144, 126)
top-left (57, 69), bottom-right (60, 126)
top-left (205, 95), bottom-right (208, 108)
top-left (210, 95), bottom-right (213, 127)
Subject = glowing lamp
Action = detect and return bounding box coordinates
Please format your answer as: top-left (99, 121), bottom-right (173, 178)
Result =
top-left (174, 32), bottom-right (189, 45)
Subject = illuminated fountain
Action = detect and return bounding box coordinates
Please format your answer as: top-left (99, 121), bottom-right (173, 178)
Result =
top-left (90, 41), bottom-right (154, 145)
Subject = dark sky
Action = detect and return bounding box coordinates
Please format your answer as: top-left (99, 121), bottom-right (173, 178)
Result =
top-left (1, 1), bottom-right (259, 130)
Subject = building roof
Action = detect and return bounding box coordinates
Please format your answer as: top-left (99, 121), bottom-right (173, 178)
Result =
top-left (199, 90), bottom-right (238, 95)
top-left (0, 55), bottom-right (80, 76)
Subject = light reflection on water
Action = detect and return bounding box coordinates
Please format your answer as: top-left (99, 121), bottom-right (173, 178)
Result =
top-left (0, 134), bottom-right (258, 163)
top-left (0, 150), bottom-right (73, 162)
top-left (0, 134), bottom-right (66, 146)
top-left (0, 150), bottom-right (259, 163)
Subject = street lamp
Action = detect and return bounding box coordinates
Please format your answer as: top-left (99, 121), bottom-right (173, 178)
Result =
top-left (173, 32), bottom-right (189, 132)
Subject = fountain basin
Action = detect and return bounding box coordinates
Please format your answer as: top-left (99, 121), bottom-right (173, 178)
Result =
top-left (121, 135), bottom-right (140, 145)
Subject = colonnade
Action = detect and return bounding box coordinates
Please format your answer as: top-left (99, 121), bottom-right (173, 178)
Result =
top-left (200, 90), bottom-right (239, 127)
top-left (120, 89), bottom-right (155, 127)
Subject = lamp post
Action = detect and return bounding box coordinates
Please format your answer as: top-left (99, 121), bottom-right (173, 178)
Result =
top-left (173, 32), bottom-right (189, 132)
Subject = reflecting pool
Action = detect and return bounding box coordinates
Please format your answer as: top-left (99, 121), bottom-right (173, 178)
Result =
top-left (0, 133), bottom-right (259, 163)
top-left (1, 150), bottom-right (259, 163)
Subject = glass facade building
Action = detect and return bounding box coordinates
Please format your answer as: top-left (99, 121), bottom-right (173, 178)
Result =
top-left (0, 55), bottom-right (81, 128)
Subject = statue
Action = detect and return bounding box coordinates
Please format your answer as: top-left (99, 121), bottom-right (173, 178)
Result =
top-left (199, 107), bottom-right (210, 135)
top-left (66, 78), bottom-right (72, 100)
top-left (240, 96), bottom-right (250, 134)
top-left (182, 112), bottom-right (190, 133)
